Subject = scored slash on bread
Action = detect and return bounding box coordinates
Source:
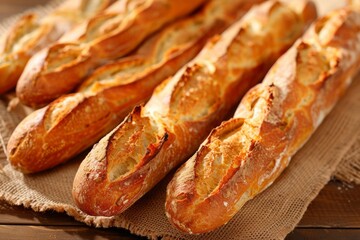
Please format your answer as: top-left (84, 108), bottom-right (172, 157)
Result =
top-left (165, 7), bottom-right (360, 234)
top-left (0, 0), bottom-right (113, 94)
top-left (71, 0), bottom-right (317, 217)
top-left (15, 0), bottom-right (207, 108)
top-left (6, 0), bottom-right (266, 174)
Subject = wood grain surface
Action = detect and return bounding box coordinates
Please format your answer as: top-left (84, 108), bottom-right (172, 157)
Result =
top-left (0, 0), bottom-right (359, 239)
top-left (0, 181), bottom-right (359, 239)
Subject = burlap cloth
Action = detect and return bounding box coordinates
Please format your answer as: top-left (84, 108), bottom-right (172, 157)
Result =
top-left (0, 1), bottom-right (359, 239)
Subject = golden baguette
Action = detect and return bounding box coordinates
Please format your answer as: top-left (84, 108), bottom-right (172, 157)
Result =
top-left (15, 0), bottom-right (206, 108)
top-left (348, 0), bottom-right (360, 9)
top-left (0, 0), bottom-right (113, 94)
top-left (165, 8), bottom-right (360, 234)
top-left (72, 0), bottom-right (317, 217)
top-left (7, 0), bottom-right (264, 174)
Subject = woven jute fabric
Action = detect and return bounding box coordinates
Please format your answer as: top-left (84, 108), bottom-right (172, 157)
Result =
top-left (0, 1), bottom-right (359, 239)
top-left (334, 134), bottom-right (360, 185)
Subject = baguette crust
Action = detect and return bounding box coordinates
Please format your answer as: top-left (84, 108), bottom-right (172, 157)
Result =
top-left (165, 8), bottom-right (360, 234)
top-left (72, 0), bottom-right (316, 216)
top-left (15, 0), bottom-right (207, 107)
top-left (7, 0), bottom-right (260, 174)
top-left (348, 0), bottom-right (360, 10)
top-left (0, 0), bottom-right (112, 94)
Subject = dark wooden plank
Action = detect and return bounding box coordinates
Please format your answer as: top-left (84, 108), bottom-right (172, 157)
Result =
top-left (299, 180), bottom-right (360, 228)
top-left (0, 201), bottom-right (83, 226)
top-left (0, 225), bottom-right (144, 240)
top-left (286, 228), bottom-right (360, 240)
top-left (1, 226), bottom-right (360, 240)
top-left (2, 180), bottom-right (359, 228)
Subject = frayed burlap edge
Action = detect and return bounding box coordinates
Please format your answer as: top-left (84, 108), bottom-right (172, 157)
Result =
top-left (334, 134), bottom-right (360, 184)
top-left (0, 194), bottom-right (160, 240)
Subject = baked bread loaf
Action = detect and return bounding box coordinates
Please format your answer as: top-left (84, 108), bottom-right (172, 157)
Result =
top-left (15, 0), bottom-right (207, 108)
top-left (72, 0), bottom-right (316, 217)
top-left (165, 8), bottom-right (360, 234)
top-left (6, 0), bottom-right (264, 174)
top-left (0, 0), bottom-right (112, 94)
top-left (348, 0), bottom-right (360, 9)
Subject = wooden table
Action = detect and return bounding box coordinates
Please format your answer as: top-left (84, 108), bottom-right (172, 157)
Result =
top-left (1, 1), bottom-right (360, 239)
top-left (0, 180), bottom-right (359, 239)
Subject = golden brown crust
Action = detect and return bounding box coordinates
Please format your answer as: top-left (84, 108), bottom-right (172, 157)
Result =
top-left (15, 0), bottom-right (207, 107)
top-left (7, 0), bottom-right (258, 173)
top-left (0, 0), bottom-right (112, 94)
top-left (72, 0), bottom-right (316, 217)
top-left (348, 0), bottom-right (360, 10)
top-left (165, 8), bottom-right (360, 234)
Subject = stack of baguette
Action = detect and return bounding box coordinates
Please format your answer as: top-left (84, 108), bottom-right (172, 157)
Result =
top-left (15, 0), bottom-right (206, 107)
top-left (165, 6), bottom-right (360, 234)
top-left (0, 0), bottom-right (113, 94)
top-left (7, 0), bottom-right (266, 174)
top-left (3, 0), bottom-right (360, 235)
top-left (72, 0), bottom-right (316, 216)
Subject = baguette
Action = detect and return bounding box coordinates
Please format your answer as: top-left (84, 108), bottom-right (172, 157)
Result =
top-left (0, 0), bottom-right (112, 94)
top-left (165, 8), bottom-right (360, 234)
top-left (72, 0), bottom-right (317, 217)
top-left (6, 0), bottom-right (264, 174)
top-left (15, 0), bottom-right (206, 108)
top-left (348, 0), bottom-right (360, 9)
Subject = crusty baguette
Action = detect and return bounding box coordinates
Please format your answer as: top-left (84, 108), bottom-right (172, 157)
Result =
top-left (0, 0), bottom-right (113, 94)
top-left (72, 0), bottom-right (317, 217)
top-left (15, 0), bottom-right (207, 108)
top-left (6, 0), bottom-right (266, 174)
top-left (348, 0), bottom-right (360, 9)
top-left (165, 8), bottom-right (360, 234)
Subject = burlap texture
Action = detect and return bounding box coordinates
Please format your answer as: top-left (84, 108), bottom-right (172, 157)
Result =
top-left (334, 134), bottom-right (360, 184)
top-left (0, 1), bottom-right (359, 239)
